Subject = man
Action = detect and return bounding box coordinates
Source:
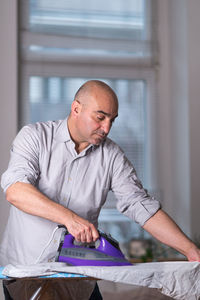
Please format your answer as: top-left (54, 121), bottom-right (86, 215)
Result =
top-left (1, 80), bottom-right (200, 299)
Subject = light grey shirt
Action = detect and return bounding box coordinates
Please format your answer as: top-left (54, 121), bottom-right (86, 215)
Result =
top-left (0, 119), bottom-right (160, 266)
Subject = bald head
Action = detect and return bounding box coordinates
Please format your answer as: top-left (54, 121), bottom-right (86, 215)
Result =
top-left (68, 80), bottom-right (118, 152)
top-left (74, 80), bottom-right (118, 107)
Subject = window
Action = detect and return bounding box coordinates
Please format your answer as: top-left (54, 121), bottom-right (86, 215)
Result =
top-left (19, 0), bottom-right (158, 243)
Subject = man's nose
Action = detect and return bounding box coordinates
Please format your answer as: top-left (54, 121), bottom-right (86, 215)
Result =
top-left (102, 120), bottom-right (112, 134)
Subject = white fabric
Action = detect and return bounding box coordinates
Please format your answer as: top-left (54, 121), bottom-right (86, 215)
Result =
top-left (2, 261), bottom-right (200, 300)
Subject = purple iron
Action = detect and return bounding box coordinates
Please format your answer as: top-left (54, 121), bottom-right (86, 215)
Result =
top-left (56, 230), bottom-right (132, 266)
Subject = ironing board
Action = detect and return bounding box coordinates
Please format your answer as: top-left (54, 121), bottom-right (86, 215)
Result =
top-left (0, 266), bottom-right (96, 300)
top-left (0, 266), bottom-right (88, 280)
top-left (2, 261), bottom-right (200, 300)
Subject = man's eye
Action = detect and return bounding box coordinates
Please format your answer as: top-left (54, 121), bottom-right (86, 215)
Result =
top-left (97, 116), bottom-right (104, 121)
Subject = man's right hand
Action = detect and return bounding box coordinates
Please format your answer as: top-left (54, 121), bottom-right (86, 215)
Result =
top-left (64, 210), bottom-right (99, 243)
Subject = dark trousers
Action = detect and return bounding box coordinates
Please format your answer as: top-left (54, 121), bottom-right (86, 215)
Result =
top-left (3, 282), bottom-right (13, 300)
top-left (89, 283), bottom-right (103, 300)
top-left (3, 281), bottom-right (102, 300)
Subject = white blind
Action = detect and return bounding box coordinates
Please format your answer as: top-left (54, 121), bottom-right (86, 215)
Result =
top-left (20, 0), bottom-right (157, 65)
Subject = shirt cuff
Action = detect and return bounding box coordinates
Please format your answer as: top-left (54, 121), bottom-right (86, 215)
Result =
top-left (1, 172), bottom-right (36, 193)
top-left (119, 197), bottom-right (161, 227)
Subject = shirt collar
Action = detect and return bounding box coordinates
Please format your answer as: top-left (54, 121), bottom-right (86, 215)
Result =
top-left (54, 118), bottom-right (100, 154)
top-left (54, 118), bottom-right (71, 143)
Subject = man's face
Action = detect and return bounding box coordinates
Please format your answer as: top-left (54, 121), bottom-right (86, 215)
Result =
top-left (75, 90), bottom-right (118, 146)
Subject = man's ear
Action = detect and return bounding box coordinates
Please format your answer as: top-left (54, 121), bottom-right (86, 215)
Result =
top-left (71, 99), bottom-right (81, 117)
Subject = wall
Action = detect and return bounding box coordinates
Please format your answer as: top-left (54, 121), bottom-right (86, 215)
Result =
top-left (158, 0), bottom-right (191, 235)
top-left (0, 1), bottom-right (18, 230)
top-left (0, 1), bottom-right (17, 298)
top-left (169, 0), bottom-right (191, 236)
top-left (187, 0), bottom-right (200, 239)
top-left (158, 0), bottom-right (200, 239)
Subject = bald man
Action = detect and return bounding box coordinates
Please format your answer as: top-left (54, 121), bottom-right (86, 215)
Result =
top-left (1, 80), bottom-right (200, 299)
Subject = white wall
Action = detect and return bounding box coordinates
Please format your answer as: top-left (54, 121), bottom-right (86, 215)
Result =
top-left (0, 0), bottom-right (18, 229)
top-left (157, 0), bottom-right (200, 239)
top-left (0, 1), bottom-right (17, 298)
top-left (169, 0), bottom-right (191, 235)
top-left (187, 0), bottom-right (200, 238)
top-left (158, 0), bottom-right (191, 235)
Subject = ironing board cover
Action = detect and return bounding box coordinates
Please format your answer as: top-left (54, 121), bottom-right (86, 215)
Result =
top-left (0, 267), bottom-right (87, 280)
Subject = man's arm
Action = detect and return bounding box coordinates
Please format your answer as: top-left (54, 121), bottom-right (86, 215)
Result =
top-left (6, 182), bottom-right (99, 243)
top-left (143, 209), bottom-right (200, 261)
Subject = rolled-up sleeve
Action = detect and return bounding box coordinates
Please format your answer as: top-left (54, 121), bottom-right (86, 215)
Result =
top-left (111, 150), bottom-right (161, 226)
top-left (1, 125), bottom-right (40, 192)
